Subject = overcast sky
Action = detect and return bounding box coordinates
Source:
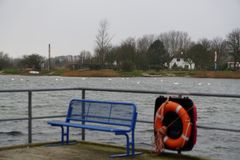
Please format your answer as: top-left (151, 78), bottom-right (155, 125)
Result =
top-left (0, 0), bottom-right (239, 58)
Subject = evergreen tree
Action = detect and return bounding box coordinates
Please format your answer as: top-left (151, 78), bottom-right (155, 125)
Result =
top-left (148, 40), bottom-right (168, 69)
top-left (187, 44), bottom-right (212, 70)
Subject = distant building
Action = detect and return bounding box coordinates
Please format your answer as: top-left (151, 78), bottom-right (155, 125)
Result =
top-left (55, 56), bottom-right (67, 63)
top-left (169, 54), bottom-right (195, 70)
top-left (66, 55), bottom-right (73, 62)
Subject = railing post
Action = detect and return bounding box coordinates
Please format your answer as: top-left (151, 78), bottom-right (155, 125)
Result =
top-left (82, 89), bottom-right (85, 141)
top-left (28, 91), bottom-right (32, 144)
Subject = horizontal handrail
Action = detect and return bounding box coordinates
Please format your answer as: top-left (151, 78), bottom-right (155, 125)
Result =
top-left (0, 87), bottom-right (240, 98)
top-left (196, 125), bottom-right (240, 133)
top-left (0, 115), bottom-right (66, 122)
top-left (137, 120), bottom-right (240, 133)
top-left (0, 115), bottom-right (239, 133)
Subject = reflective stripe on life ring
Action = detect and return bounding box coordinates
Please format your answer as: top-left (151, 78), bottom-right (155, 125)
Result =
top-left (154, 101), bottom-right (192, 150)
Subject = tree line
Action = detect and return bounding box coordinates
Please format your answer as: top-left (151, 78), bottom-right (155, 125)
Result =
top-left (94, 20), bottom-right (240, 71)
top-left (0, 20), bottom-right (240, 71)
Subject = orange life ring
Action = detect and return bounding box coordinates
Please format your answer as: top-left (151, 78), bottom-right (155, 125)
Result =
top-left (155, 101), bottom-right (192, 150)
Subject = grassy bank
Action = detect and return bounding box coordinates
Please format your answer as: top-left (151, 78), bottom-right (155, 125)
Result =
top-left (1, 68), bottom-right (240, 79)
top-left (62, 69), bottom-right (121, 77)
top-left (59, 69), bottom-right (240, 79)
top-left (142, 70), bottom-right (240, 79)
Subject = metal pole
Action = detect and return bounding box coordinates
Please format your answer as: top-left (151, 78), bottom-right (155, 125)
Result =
top-left (81, 89), bottom-right (85, 141)
top-left (48, 43), bottom-right (51, 71)
top-left (28, 91), bottom-right (32, 144)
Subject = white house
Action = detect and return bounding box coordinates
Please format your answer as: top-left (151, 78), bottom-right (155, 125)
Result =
top-left (169, 57), bottom-right (195, 70)
top-left (227, 61), bottom-right (240, 69)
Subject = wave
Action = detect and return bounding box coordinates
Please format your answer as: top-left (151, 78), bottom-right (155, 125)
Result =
top-left (0, 131), bottom-right (23, 136)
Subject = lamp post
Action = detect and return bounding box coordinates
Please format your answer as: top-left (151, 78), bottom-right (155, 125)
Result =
top-left (48, 44), bottom-right (51, 71)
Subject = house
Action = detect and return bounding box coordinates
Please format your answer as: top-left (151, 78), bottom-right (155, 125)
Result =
top-left (227, 61), bottom-right (240, 70)
top-left (169, 54), bottom-right (195, 70)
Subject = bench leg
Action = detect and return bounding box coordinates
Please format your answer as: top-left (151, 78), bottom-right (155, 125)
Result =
top-left (110, 133), bottom-right (129, 158)
top-left (131, 129), bottom-right (135, 155)
top-left (60, 126), bottom-right (70, 144)
top-left (110, 132), bottom-right (142, 158)
top-left (130, 131), bottom-right (142, 157)
top-left (66, 126), bottom-right (70, 144)
top-left (60, 126), bottom-right (64, 144)
top-left (126, 133), bottom-right (130, 156)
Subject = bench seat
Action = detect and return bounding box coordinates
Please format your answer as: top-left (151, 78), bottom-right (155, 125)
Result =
top-left (48, 120), bottom-right (129, 133)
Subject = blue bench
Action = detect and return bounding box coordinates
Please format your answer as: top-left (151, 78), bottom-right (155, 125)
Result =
top-left (48, 99), bottom-right (140, 157)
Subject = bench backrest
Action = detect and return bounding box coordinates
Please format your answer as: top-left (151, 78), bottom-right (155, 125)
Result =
top-left (66, 99), bottom-right (137, 129)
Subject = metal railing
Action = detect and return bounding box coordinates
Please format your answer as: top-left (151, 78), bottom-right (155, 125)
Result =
top-left (0, 87), bottom-right (240, 145)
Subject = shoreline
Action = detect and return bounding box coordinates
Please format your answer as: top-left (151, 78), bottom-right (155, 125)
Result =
top-left (1, 69), bottom-right (240, 79)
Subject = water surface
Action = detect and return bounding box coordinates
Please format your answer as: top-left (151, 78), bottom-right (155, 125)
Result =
top-left (0, 75), bottom-right (239, 160)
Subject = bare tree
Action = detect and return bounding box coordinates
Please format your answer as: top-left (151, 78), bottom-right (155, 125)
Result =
top-left (198, 38), bottom-right (211, 51)
top-left (79, 50), bottom-right (92, 66)
top-left (159, 31), bottom-right (192, 57)
top-left (95, 19), bottom-right (112, 66)
top-left (136, 34), bottom-right (155, 53)
top-left (227, 28), bottom-right (240, 68)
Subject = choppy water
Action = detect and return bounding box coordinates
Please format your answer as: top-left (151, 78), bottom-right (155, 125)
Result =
top-left (0, 75), bottom-right (240, 160)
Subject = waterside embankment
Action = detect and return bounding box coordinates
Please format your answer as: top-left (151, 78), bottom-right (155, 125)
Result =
top-left (1, 69), bottom-right (240, 79)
